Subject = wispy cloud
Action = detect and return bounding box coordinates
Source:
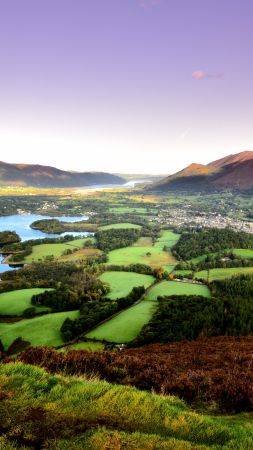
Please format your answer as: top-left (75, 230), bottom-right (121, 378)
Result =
top-left (179, 127), bottom-right (192, 140)
top-left (192, 70), bottom-right (224, 81)
top-left (138, 0), bottom-right (162, 9)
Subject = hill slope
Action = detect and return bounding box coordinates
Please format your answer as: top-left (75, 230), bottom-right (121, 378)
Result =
top-left (0, 161), bottom-right (125, 187)
top-left (150, 151), bottom-right (253, 192)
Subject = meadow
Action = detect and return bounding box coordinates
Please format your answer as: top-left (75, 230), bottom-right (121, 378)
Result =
top-left (145, 280), bottom-right (211, 300)
top-left (61, 341), bottom-right (104, 351)
top-left (0, 310), bottom-right (79, 350)
top-left (98, 222), bottom-right (142, 230)
top-left (195, 266), bottom-right (253, 281)
top-left (106, 230), bottom-right (179, 271)
top-left (99, 271), bottom-right (155, 299)
top-left (86, 300), bottom-right (157, 343)
top-left (23, 237), bottom-right (93, 263)
top-left (0, 288), bottom-right (53, 316)
top-left (233, 248), bottom-right (253, 258)
top-left (0, 362), bottom-right (252, 449)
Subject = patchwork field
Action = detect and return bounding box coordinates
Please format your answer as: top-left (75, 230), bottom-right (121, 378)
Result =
top-left (23, 237), bottom-right (94, 263)
top-left (145, 280), bottom-right (211, 300)
top-left (98, 222), bottom-right (142, 230)
top-left (86, 300), bottom-right (156, 343)
top-left (106, 230), bottom-right (179, 272)
top-left (0, 288), bottom-right (53, 316)
top-left (195, 266), bottom-right (253, 281)
top-left (60, 247), bottom-right (102, 262)
top-left (99, 271), bottom-right (155, 299)
top-left (0, 310), bottom-right (79, 350)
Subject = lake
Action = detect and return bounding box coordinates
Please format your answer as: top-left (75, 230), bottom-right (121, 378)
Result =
top-left (0, 213), bottom-right (90, 273)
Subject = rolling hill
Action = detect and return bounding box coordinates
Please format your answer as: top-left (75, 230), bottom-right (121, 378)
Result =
top-left (150, 150), bottom-right (253, 192)
top-left (0, 161), bottom-right (125, 187)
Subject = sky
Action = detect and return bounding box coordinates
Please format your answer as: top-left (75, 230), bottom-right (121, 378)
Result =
top-left (0, 0), bottom-right (253, 174)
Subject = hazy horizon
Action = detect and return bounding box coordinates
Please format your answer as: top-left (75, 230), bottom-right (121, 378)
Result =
top-left (1, 0), bottom-right (253, 174)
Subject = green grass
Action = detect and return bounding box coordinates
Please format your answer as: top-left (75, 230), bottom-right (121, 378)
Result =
top-left (195, 267), bottom-right (253, 281)
top-left (155, 230), bottom-right (181, 248)
top-left (98, 222), bottom-right (142, 230)
top-left (174, 270), bottom-right (193, 277)
top-left (86, 301), bottom-right (156, 343)
top-left (109, 206), bottom-right (155, 214)
top-left (145, 281), bottom-right (211, 300)
top-left (60, 341), bottom-right (104, 351)
top-left (0, 288), bottom-right (53, 316)
top-left (0, 362), bottom-right (253, 449)
top-left (105, 230), bottom-right (179, 271)
top-left (232, 248), bottom-right (253, 258)
top-left (23, 237), bottom-right (93, 263)
top-left (99, 271), bottom-right (155, 299)
top-left (0, 310), bottom-right (79, 350)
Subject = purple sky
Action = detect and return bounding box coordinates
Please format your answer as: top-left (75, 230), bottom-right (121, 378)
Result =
top-left (0, 0), bottom-right (253, 174)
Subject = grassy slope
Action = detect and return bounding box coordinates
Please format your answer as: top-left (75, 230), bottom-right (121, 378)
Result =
top-left (0, 362), bottom-right (252, 449)
top-left (86, 301), bottom-right (156, 343)
top-left (0, 310), bottom-right (79, 350)
top-left (23, 237), bottom-right (93, 263)
top-left (98, 223), bottom-right (141, 230)
top-left (106, 230), bottom-right (179, 271)
top-left (99, 271), bottom-right (155, 299)
top-left (146, 281), bottom-right (211, 300)
top-left (60, 341), bottom-right (104, 352)
top-left (0, 288), bottom-right (53, 315)
top-left (196, 267), bottom-right (253, 281)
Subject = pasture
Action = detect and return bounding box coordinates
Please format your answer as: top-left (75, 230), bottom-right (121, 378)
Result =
top-left (0, 288), bottom-right (53, 316)
top-left (232, 248), bottom-right (253, 258)
top-left (99, 271), bottom-right (155, 299)
top-left (61, 341), bottom-right (104, 351)
top-left (23, 237), bottom-right (94, 263)
top-left (145, 280), bottom-right (210, 300)
top-left (195, 266), bottom-right (253, 281)
top-left (0, 310), bottom-right (79, 350)
top-left (86, 300), bottom-right (156, 343)
top-left (106, 230), bottom-right (179, 271)
top-left (98, 223), bottom-right (141, 230)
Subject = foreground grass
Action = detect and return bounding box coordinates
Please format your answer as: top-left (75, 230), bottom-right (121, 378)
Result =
top-left (23, 237), bottom-right (94, 263)
top-left (0, 362), bottom-right (252, 449)
top-left (99, 271), bottom-right (155, 299)
top-left (146, 280), bottom-right (210, 300)
top-left (0, 310), bottom-right (79, 350)
top-left (0, 288), bottom-right (53, 316)
top-left (86, 301), bottom-right (157, 343)
top-left (195, 267), bottom-right (253, 281)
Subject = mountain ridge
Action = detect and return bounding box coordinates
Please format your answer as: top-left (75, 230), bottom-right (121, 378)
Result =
top-left (0, 161), bottom-right (125, 187)
top-left (150, 150), bottom-right (253, 192)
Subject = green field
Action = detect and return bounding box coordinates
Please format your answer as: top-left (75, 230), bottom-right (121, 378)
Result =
top-left (86, 300), bottom-right (156, 343)
top-left (99, 271), bottom-right (155, 299)
top-left (23, 237), bottom-right (93, 263)
top-left (0, 310), bottom-right (79, 350)
top-left (195, 266), bottom-right (253, 281)
top-left (106, 231), bottom-right (178, 271)
top-left (155, 230), bottom-right (181, 248)
top-left (232, 248), bottom-right (253, 258)
top-left (61, 341), bottom-right (104, 351)
top-left (0, 288), bottom-right (53, 316)
top-left (174, 270), bottom-right (193, 277)
top-left (98, 222), bottom-right (142, 230)
top-left (145, 280), bottom-right (210, 300)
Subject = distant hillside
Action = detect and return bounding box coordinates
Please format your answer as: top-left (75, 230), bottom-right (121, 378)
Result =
top-left (150, 151), bottom-right (253, 192)
top-left (0, 161), bottom-right (125, 187)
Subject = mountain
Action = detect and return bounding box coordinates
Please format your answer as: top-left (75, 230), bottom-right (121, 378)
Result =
top-left (150, 151), bottom-right (253, 192)
top-left (0, 161), bottom-right (125, 187)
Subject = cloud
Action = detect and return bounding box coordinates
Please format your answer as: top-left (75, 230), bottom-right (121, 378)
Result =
top-left (192, 70), bottom-right (224, 80)
top-left (138, 0), bottom-right (162, 9)
top-left (179, 127), bottom-right (192, 141)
